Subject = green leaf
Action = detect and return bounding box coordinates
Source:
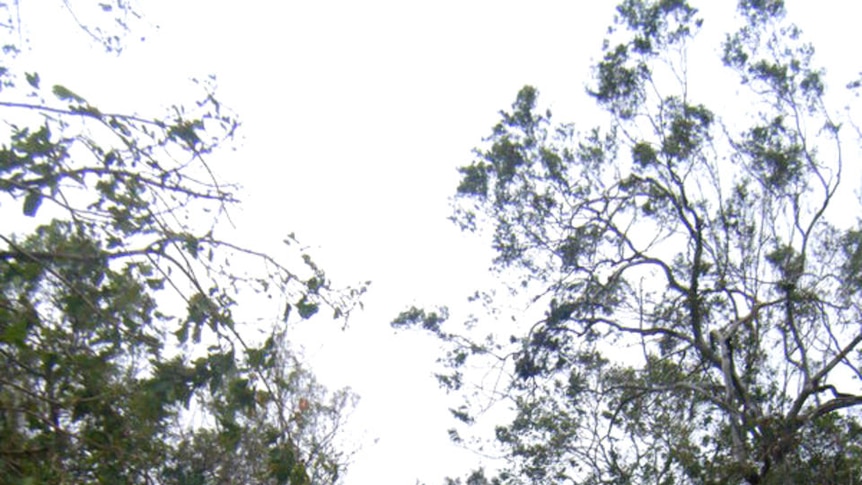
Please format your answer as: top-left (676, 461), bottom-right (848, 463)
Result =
top-left (25, 72), bottom-right (40, 89)
top-left (22, 191), bottom-right (42, 217)
top-left (168, 120), bottom-right (202, 148)
top-left (228, 378), bottom-right (255, 410)
top-left (71, 104), bottom-right (103, 118)
top-left (269, 444), bottom-right (297, 483)
top-left (1, 318), bottom-right (29, 346)
top-left (182, 233), bottom-right (200, 258)
top-left (174, 321), bottom-right (190, 344)
top-left (296, 296), bottom-right (319, 319)
top-left (52, 84), bottom-right (86, 103)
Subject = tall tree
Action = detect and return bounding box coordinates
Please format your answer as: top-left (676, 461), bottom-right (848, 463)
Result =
top-left (398, 1), bottom-right (862, 483)
top-left (0, 2), bottom-right (362, 483)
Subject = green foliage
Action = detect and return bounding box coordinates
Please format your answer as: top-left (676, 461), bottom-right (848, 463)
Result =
top-left (392, 306), bottom-right (449, 334)
top-left (158, 329), bottom-right (357, 485)
top-left (423, 1), bottom-right (862, 484)
top-left (52, 84), bottom-right (87, 103)
top-left (0, 3), bottom-right (361, 484)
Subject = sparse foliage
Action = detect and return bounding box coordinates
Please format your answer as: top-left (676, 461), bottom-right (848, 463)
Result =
top-left (0, 3), bottom-right (362, 484)
top-left (402, 1), bottom-right (862, 483)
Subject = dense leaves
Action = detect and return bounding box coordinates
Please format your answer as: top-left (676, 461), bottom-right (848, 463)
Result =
top-left (408, 1), bottom-right (862, 484)
top-left (0, 3), bottom-right (361, 484)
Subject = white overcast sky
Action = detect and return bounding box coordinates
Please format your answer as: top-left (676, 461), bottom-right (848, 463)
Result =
top-left (15, 1), bottom-right (862, 483)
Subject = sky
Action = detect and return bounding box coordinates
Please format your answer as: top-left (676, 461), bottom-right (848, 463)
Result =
top-left (14, 1), bottom-right (862, 483)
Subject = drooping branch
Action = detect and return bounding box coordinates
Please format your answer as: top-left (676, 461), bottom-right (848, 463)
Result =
top-left (0, 100), bottom-right (166, 128)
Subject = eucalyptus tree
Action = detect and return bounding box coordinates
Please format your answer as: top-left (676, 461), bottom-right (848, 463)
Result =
top-left (0, 3), bottom-right (361, 484)
top-left (397, 1), bottom-right (862, 483)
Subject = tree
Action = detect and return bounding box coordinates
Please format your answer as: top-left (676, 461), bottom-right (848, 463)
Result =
top-left (0, 3), bottom-right (362, 483)
top-left (160, 327), bottom-right (358, 485)
top-left (397, 1), bottom-right (862, 483)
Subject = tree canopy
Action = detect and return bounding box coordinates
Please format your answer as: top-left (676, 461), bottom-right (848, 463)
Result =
top-left (398, 1), bottom-right (862, 483)
top-left (0, 3), bottom-right (362, 484)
